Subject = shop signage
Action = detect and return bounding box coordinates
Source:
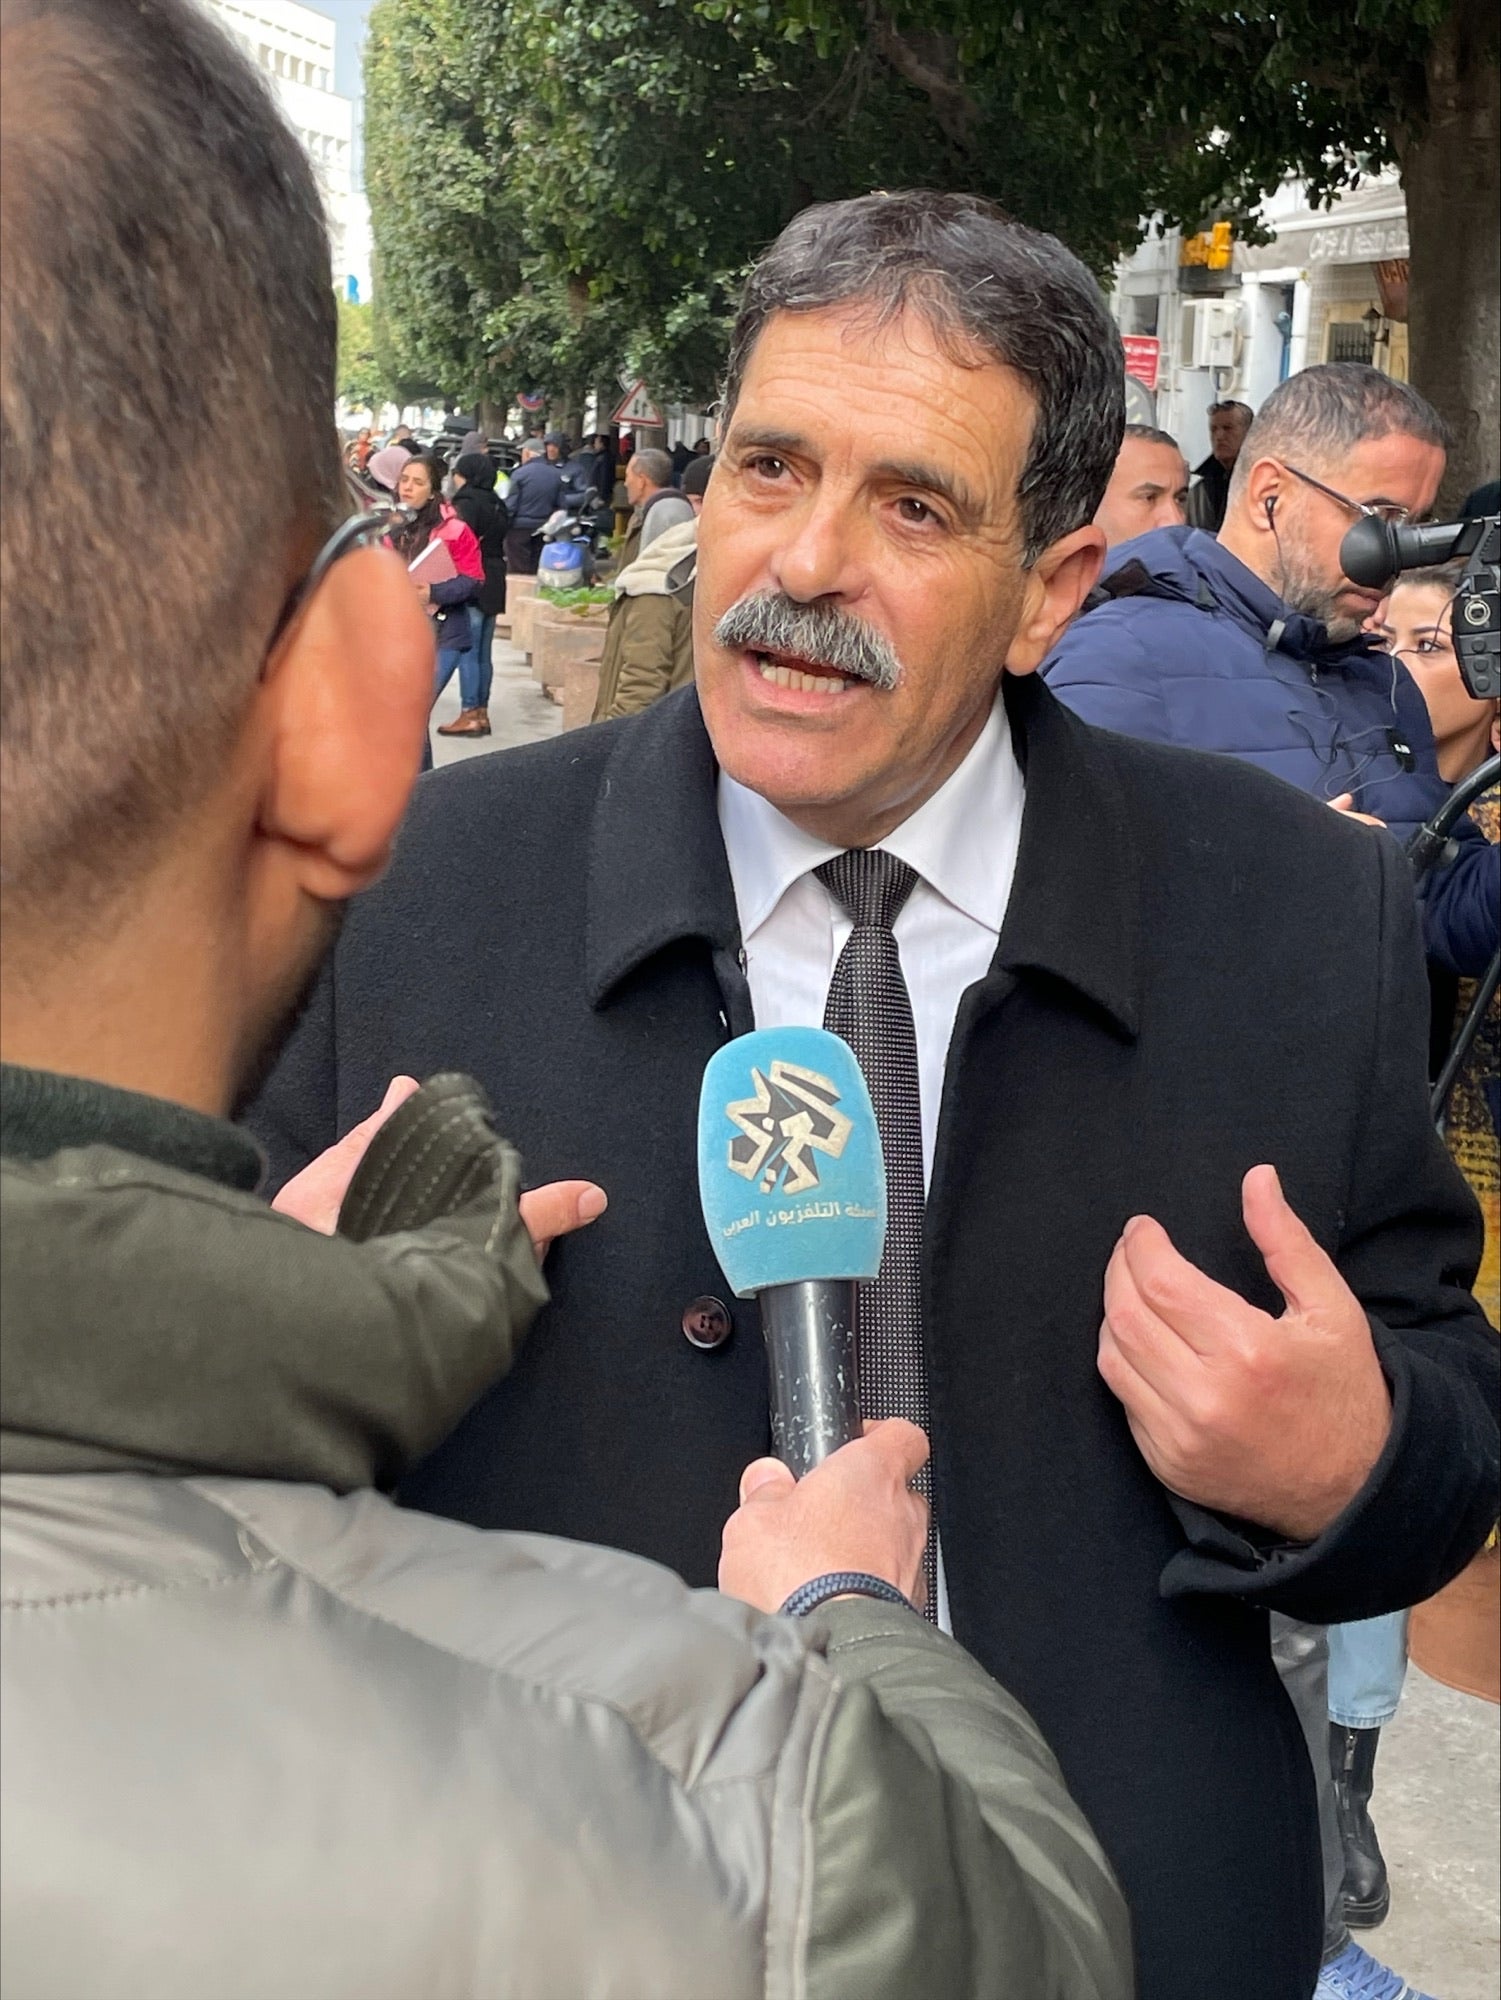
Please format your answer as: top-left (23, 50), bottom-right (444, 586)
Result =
top-left (1121, 335), bottom-right (1161, 391)
top-left (1305, 218), bottom-right (1409, 265)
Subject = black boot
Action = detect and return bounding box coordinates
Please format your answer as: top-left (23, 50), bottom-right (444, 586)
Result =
top-left (1329, 1723), bottom-right (1390, 1928)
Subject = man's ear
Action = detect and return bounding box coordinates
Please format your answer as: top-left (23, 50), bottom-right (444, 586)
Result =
top-left (1239, 457), bottom-right (1284, 538)
top-left (254, 544), bottom-right (433, 901)
top-left (1004, 524), bottom-right (1106, 676)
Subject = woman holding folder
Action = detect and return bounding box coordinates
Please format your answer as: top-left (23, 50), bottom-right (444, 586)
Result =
top-left (389, 453), bottom-right (487, 751)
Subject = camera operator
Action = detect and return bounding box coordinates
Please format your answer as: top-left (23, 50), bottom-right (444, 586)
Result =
top-left (1044, 363), bottom-right (1497, 983)
top-left (0, 6), bottom-right (1131, 1996)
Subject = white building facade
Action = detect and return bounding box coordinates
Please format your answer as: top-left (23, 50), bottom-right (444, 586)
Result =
top-left (205, 0), bottom-right (372, 301)
top-left (1110, 172), bottom-right (1410, 470)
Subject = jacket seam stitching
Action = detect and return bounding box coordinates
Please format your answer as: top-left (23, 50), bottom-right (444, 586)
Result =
top-left (185, 1482), bottom-right (755, 1787)
top-left (3, 1570), bottom-right (244, 1612)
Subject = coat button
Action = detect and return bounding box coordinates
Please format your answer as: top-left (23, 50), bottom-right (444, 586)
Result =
top-left (682, 1295), bottom-right (733, 1350)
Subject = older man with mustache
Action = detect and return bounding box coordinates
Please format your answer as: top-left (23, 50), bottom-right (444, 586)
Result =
top-left (251, 192), bottom-right (1499, 2000)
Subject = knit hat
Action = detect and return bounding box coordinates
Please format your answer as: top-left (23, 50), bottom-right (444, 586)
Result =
top-left (453, 452), bottom-right (496, 491)
top-left (367, 445), bottom-right (412, 493)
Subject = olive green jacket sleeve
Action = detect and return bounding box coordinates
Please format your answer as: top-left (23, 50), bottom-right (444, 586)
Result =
top-left (800, 1599), bottom-right (1133, 1999)
top-left (593, 592), bottom-right (694, 721)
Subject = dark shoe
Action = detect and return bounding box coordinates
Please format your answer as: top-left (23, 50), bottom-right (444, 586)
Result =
top-left (437, 707), bottom-right (491, 737)
top-left (1330, 1723), bottom-right (1390, 1927)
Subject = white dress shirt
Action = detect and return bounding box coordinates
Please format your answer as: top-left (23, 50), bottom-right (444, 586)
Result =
top-left (717, 692), bottom-right (1027, 1629)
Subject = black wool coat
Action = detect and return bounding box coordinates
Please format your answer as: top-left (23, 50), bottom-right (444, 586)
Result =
top-left (249, 675), bottom-right (1500, 2000)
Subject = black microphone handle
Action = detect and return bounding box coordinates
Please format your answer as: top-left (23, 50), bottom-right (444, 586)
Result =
top-left (758, 1279), bottom-right (863, 1478)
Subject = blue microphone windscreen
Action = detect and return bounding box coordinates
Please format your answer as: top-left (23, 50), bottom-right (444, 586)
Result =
top-left (698, 1027), bottom-right (886, 1298)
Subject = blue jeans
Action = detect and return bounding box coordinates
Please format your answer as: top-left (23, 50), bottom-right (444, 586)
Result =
top-left (466, 607), bottom-right (496, 708)
top-left (1327, 1610), bottom-right (1409, 1729)
top-left (432, 642), bottom-right (470, 702)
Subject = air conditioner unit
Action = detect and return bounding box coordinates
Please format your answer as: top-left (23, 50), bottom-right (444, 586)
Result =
top-left (1178, 298), bottom-right (1241, 370)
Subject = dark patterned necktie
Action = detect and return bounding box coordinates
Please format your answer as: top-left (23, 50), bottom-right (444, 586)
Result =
top-left (815, 849), bottom-right (937, 1618)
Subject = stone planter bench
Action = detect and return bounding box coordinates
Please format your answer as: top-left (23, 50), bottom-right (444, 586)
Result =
top-left (505, 573), bottom-right (541, 653)
top-left (530, 603), bottom-right (608, 725)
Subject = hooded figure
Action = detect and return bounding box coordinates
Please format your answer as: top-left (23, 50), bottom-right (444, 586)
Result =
top-left (366, 445), bottom-right (411, 494)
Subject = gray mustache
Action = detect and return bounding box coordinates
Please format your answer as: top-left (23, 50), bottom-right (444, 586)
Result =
top-left (713, 592), bottom-right (903, 690)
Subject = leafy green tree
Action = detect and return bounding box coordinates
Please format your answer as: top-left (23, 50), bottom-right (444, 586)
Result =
top-left (711, 0), bottom-right (1498, 503)
top-left (363, 0), bottom-right (1496, 498)
top-left (335, 298), bottom-right (385, 413)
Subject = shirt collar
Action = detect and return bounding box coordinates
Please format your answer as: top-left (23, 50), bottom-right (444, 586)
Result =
top-left (718, 690), bottom-right (1021, 940)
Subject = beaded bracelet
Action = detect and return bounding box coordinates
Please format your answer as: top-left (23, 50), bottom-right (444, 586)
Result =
top-left (779, 1571), bottom-right (913, 1619)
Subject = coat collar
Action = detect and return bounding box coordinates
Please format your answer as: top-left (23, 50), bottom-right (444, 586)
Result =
top-left (584, 676), bottom-right (1141, 1039)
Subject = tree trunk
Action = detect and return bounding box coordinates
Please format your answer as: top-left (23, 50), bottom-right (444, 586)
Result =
top-left (1398, 0), bottom-right (1500, 513)
top-left (478, 396), bottom-right (509, 438)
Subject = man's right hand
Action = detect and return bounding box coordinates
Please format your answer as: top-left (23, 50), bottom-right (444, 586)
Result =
top-left (1329, 792), bottom-right (1387, 829)
top-left (718, 1419), bottom-right (930, 1615)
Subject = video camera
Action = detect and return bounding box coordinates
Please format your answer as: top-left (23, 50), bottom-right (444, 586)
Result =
top-left (1341, 512), bottom-right (1500, 701)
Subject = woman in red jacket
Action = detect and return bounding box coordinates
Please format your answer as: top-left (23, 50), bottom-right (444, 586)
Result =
top-left (388, 454), bottom-right (487, 753)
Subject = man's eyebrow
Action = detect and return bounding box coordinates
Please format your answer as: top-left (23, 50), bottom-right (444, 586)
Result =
top-left (869, 457), bottom-right (984, 525)
top-left (724, 425), bottom-right (985, 526)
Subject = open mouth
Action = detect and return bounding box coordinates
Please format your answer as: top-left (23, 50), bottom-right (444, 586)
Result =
top-left (746, 649), bottom-right (860, 696)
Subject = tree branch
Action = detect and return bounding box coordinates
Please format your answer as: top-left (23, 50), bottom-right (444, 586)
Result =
top-left (862, 4), bottom-right (978, 151)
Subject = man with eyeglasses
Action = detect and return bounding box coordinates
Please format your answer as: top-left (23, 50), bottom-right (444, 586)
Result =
top-left (1044, 361), bottom-right (1496, 988)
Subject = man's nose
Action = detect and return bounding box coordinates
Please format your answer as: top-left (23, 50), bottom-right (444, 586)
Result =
top-left (769, 493), bottom-right (866, 604)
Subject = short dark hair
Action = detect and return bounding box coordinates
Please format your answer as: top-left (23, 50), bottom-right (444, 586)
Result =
top-left (723, 191), bottom-right (1125, 560)
top-left (0, 0), bottom-right (341, 921)
top-left (630, 447), bottom-right (675, 490)
top-left (1122, 423), bottom-right (1183, 453)
top-left (1231, 364), bottom-right (1451, 501)
top-left (681, 454), bottom-right (715, 499)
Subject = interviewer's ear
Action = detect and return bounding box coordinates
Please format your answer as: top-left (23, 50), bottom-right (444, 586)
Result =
top-left (1004, 523), bottom-right (1106, 676)
top-left (254, 543), bottom-right (433, 901)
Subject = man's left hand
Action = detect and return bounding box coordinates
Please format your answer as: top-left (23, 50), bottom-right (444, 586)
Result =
top-left (1097, 1164), bottom-right (1392, 1542)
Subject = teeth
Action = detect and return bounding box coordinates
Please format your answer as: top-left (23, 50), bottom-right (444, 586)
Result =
top-left (753, 656), bottom-right (852, 694)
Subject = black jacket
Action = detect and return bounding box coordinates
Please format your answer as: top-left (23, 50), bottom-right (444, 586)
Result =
top-left (249, 676), bottom-right (1499, 2000)
top-left (451, 483), bottom-right (507, 617)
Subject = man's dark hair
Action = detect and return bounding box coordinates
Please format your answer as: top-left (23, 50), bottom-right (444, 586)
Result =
top-left (1230, 364), bottom-right (1451, 501)
top-left (1122, 423), bottom-right (1183, 453)
top-left (723, 191), bottom-right (1125, 561)
top-left (0, 0), bottom-right (341, 923)
top-left (631, 448), bottom-right (675, 491)
top-left (681, 454), bottom-right (715, 499)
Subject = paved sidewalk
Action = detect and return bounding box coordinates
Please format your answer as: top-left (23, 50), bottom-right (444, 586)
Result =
top-left (1373, 1665), bottom-right (1498, 1999)
top-left (430, 634), bottom-right (561, 767)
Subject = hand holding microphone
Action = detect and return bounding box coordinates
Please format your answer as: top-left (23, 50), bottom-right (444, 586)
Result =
top-left (719, 1418), bottom-right (930, 1614)
top-left (700, 1027), bottom-right (930, 1614)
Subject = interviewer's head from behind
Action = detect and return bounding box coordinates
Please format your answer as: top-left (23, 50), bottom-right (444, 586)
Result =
top-left (0, 0), bottom-right (433, 1115)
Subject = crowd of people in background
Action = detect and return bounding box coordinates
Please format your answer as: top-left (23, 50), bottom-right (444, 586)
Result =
top-left (344, 414), bottom-right (723, 750)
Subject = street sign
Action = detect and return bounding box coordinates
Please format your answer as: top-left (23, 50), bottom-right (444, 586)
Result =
top-left (611, 379), bottom-right (665, 427)
top-left (1121, 335), bottom-right (1160, 392)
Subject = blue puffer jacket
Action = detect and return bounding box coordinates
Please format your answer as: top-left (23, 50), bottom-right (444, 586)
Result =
top-left (1043, 527), bottom-right (1497, 977)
